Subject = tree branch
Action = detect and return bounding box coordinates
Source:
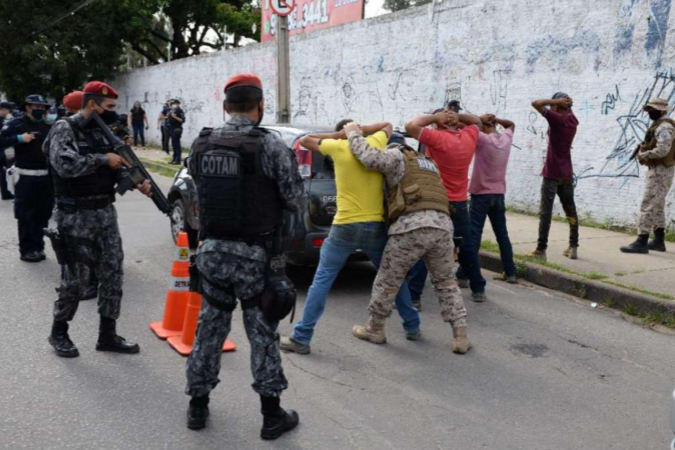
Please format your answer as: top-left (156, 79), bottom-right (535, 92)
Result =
top-left (143, 38), bottom-right (166, 62)
top-left (148, 28), bottom-right (171, 43)
top-left (130, 42), bottom-right (160, 65)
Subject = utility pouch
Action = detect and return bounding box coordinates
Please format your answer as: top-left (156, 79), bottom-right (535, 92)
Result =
top-left (260, 254), bottom-right (297, 323)
top-left (43, 227), bottom-right (77, 273)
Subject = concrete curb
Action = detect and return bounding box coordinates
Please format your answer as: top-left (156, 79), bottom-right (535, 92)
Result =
top-left (479, 250), bottom-right (675, 316)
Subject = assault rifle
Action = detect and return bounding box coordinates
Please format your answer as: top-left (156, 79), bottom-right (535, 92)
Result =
top-left (87, 112), bottom-right (172, 215)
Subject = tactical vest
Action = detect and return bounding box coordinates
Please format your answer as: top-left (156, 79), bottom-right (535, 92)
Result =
top-left (387, 146), bottom-right (450, 223)
top-left (642, 117), bottom-right (675, 168)
top-left (51, 118), bottom-right (117, 197)
top-left (13, 116), bottom-right (50, 170)
top-left (193, 127), bottom-right (283, 240)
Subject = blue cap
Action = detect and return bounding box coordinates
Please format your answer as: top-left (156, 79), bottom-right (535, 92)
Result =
top-left (0, 102), bottom-right (11, 109)
top-left (24, 94), bottom-right (49, 106)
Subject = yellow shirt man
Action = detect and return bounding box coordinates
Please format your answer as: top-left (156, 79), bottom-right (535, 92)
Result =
top-left (318, 130), bottom-right (389, 224)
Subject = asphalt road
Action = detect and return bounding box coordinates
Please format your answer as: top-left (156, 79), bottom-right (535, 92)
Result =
top-left (0, 175), bottom-right (674, 450)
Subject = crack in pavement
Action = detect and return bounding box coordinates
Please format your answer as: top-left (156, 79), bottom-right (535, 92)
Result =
top-left (286, 355), bottom-right (367, 391)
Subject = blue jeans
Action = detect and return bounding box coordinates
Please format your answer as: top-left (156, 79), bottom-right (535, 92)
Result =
top-left (469, 194), bottom-right (516, 277)
top-left (452, 201), bottom-right (486, 293)
top-left (407, 260), bottom-right (428, 301)
top-left (132, 124), bottom-right (145, 147)
top-left (291, 222), bottom-right (420, 345)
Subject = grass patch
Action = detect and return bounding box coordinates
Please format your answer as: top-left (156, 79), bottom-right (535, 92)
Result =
top-left (139, 157), bottom-right (180, 179)
top-left (641, 311), bottom-right (675, 328)
top-left (504, 205), bottom-right (675, 243)
top-left (480, 239), bottom-right (674, 302)
top-left (604, 280), bottom-right (675, 300)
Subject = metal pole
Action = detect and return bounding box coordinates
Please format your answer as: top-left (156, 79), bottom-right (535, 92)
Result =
top-left (276, 15), bottom-right (291, 124)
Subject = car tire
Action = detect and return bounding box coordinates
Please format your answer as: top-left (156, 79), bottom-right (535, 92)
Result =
top-left (170, 198), bottom-right (198, 249)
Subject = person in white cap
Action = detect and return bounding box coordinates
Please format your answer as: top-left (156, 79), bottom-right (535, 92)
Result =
top-left (621, 98), bottom-right (675, 254)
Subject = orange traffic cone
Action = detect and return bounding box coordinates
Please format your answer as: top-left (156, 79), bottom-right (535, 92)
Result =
top-left (167, 291), bottom-right (237, 356)
top-left (150, 232), bottom-right (191, 339)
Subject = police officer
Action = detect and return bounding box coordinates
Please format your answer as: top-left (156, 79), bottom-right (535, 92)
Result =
top-left (0, 95), bottom-right (53, 262)
top-left (344, 121), bottom-right (472, 354)
top-left (62, 91), bottom-right (83, 116)
top-left (621, 98), bottom-right (675, 254)
top-left (44, 81), bottom-right (153, 358)
top-left (184, 73), bottom-right (305, 440)
top-left (168, 99), bottom-right (185, 164)
top-left (0, 101), bottom-right (15, 200)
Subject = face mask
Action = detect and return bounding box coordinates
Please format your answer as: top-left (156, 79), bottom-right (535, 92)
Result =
top-left (171, 105), bottom-right (178, 110)
top-left (99, 109), bottom-right (119, 125)
top-left (31, 109), bottom-right (45, 120)
top-left (648, 110), bottom-right (663, 121)
top-left (47, 113), bottom-right (57, 122)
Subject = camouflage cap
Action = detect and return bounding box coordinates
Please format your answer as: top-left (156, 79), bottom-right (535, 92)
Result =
top-left (644, 98), bottom-right (669, 112)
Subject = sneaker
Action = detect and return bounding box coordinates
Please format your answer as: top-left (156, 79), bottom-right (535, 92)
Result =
top-left (457, 278), bottom-right (470, 289)
top-left (21, 251), bottom-right (45, 263)
top-left (405, 329), bottom-right (421, 341)
top-left (525, 248), bottom-right (547, 260)
top-left (471, 292), bottom-right (486, 303)
top-left (352, 319), bottom-right (387, 344)
top-left (563, 246), bottom-right (578, 260)
top-left (411, 298), bottom-right (422, 311)
top-left (280, 336), bottom-right (310, 355)
top-left (506, 275), bottom-right (517, 284)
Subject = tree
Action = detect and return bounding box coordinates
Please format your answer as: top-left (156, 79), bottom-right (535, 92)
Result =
top-left (128, 0), bottom-right (261, 64)
top-left (383, 0), bottom-right (432, 13)
top-left (0, 0), bottom-right (261, 101)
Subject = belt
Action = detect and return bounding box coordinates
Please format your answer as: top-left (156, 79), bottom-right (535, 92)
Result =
top-left (15, 168), bottom-right (48, 176)
top-left (56, 196), bottom-right (114, 211)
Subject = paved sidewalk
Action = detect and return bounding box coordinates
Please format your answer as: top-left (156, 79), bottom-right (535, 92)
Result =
top-left (482, 212), bottom-right (675, 300)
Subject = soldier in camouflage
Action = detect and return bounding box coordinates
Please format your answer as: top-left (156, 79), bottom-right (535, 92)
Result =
top-left (344, 119), bottom-right (471, 354)
top-left (44, 81), bottom-right (153, 359)
top-left (621, 98), bottom-right (675, 254)
top-left (184, 74), bottom-right (305, 440)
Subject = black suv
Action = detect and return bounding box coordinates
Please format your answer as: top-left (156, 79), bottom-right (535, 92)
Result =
top-left (168, 124), bottom-right (344, 265)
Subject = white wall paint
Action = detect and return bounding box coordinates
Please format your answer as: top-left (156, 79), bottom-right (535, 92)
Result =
top-left (110, 0), bottom-right (675, 229)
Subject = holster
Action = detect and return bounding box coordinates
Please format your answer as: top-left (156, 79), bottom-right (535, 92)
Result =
top-left (43, 228), bottom-right (76, 273)
top-left (259, 228), bottom-right (297, 323)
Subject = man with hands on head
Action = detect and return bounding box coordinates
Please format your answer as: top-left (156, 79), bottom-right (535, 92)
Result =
top-left (280, 119), bottom-right (422, 355)
top-left (469, 113), bottom-right (517, 282)
top-left (405, 108), bottom-right (488, 302)
top-left (527, 93), bottom-right (579, 261)
top-left (44, 81), bottom-right (153, 359)
top-left (344, 121), bottom-right (471, 353)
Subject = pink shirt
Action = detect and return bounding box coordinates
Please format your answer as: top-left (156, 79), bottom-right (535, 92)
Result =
top-left (469, 128), bottom-right (514, 195)
top-left (419, 125), bottom-right (479, 202)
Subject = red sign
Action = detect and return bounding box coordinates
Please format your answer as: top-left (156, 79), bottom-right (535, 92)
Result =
top-left (261, 0), bottom-right (364, 42)
top-left (270, 0), bottom-right (295, 17)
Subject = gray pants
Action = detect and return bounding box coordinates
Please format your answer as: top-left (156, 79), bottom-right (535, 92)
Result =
top-left (53, 205), bottom-right (123, 322)
top-left (185, 249), bottom-right (288, 398)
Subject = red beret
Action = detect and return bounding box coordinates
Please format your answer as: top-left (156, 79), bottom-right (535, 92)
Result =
top-left (224, 74), bottom-right (263, 93)
top-left (83, 81), bottom-right (118, 99)
top-left (63, 91), bottom-right (83, 111)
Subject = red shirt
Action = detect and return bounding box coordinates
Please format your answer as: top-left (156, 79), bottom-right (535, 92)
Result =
top-left (419, 125), bottom-right (479, 202)
top-left (541, 108), bottom-right (578, 180)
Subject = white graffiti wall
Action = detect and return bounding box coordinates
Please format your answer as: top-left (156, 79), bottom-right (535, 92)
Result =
top-left (111, 0), bottom-right (675, 228)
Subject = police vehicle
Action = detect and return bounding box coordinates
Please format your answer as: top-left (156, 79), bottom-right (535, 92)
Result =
top-left (168, 125), bottom-right (354, 265)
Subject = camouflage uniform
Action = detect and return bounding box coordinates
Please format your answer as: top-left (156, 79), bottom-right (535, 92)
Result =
top-left (44, 118), bottom-right (124, 321)
top-left (185, 115), bottom-right (305, 399)
top-left (638, 121), bottom-right (675, 235)
top-left (347, 133), bottom-right (467, 328)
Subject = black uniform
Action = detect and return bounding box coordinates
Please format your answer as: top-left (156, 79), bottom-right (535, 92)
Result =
top-left (0, 113), bottom-right (14, 199)
top-left (0, 115), bottom-right (53, 257)
top-left (168, 106), bottom-right (185, 163)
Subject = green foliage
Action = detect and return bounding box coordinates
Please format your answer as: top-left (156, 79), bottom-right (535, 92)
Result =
top-left (383, 0), bottom-right (432, 12)
top-left (0, 0), bottom-right (260, 100)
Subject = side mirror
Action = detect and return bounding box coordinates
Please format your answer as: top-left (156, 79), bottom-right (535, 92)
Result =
top-left (183, 156), bottom-right (190, 169)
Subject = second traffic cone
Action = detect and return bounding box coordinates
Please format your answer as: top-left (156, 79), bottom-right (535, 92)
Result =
top-left (167, 291), bottom-right (237, 356)
top-left (150, 232), bottom-right (191, 339)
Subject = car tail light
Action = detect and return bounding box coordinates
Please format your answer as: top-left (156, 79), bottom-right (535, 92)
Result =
top-left (312, 238), bottom-right (325, 248)
top-left (294, 141), bottom-right (312, 179)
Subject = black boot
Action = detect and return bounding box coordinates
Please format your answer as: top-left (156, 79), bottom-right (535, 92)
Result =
top-left (260, 396), bottom-right (299, 440)
top-left (95, 317), bottom-right (140, 354)
top-left (187, 396), bottom-right (210, 430)
top-left (48, 321), bottom-right (79, 358)
top-left (620, 234), bottom-right (649, 254)
top-left (648, 228), bottom-right (667, 252)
